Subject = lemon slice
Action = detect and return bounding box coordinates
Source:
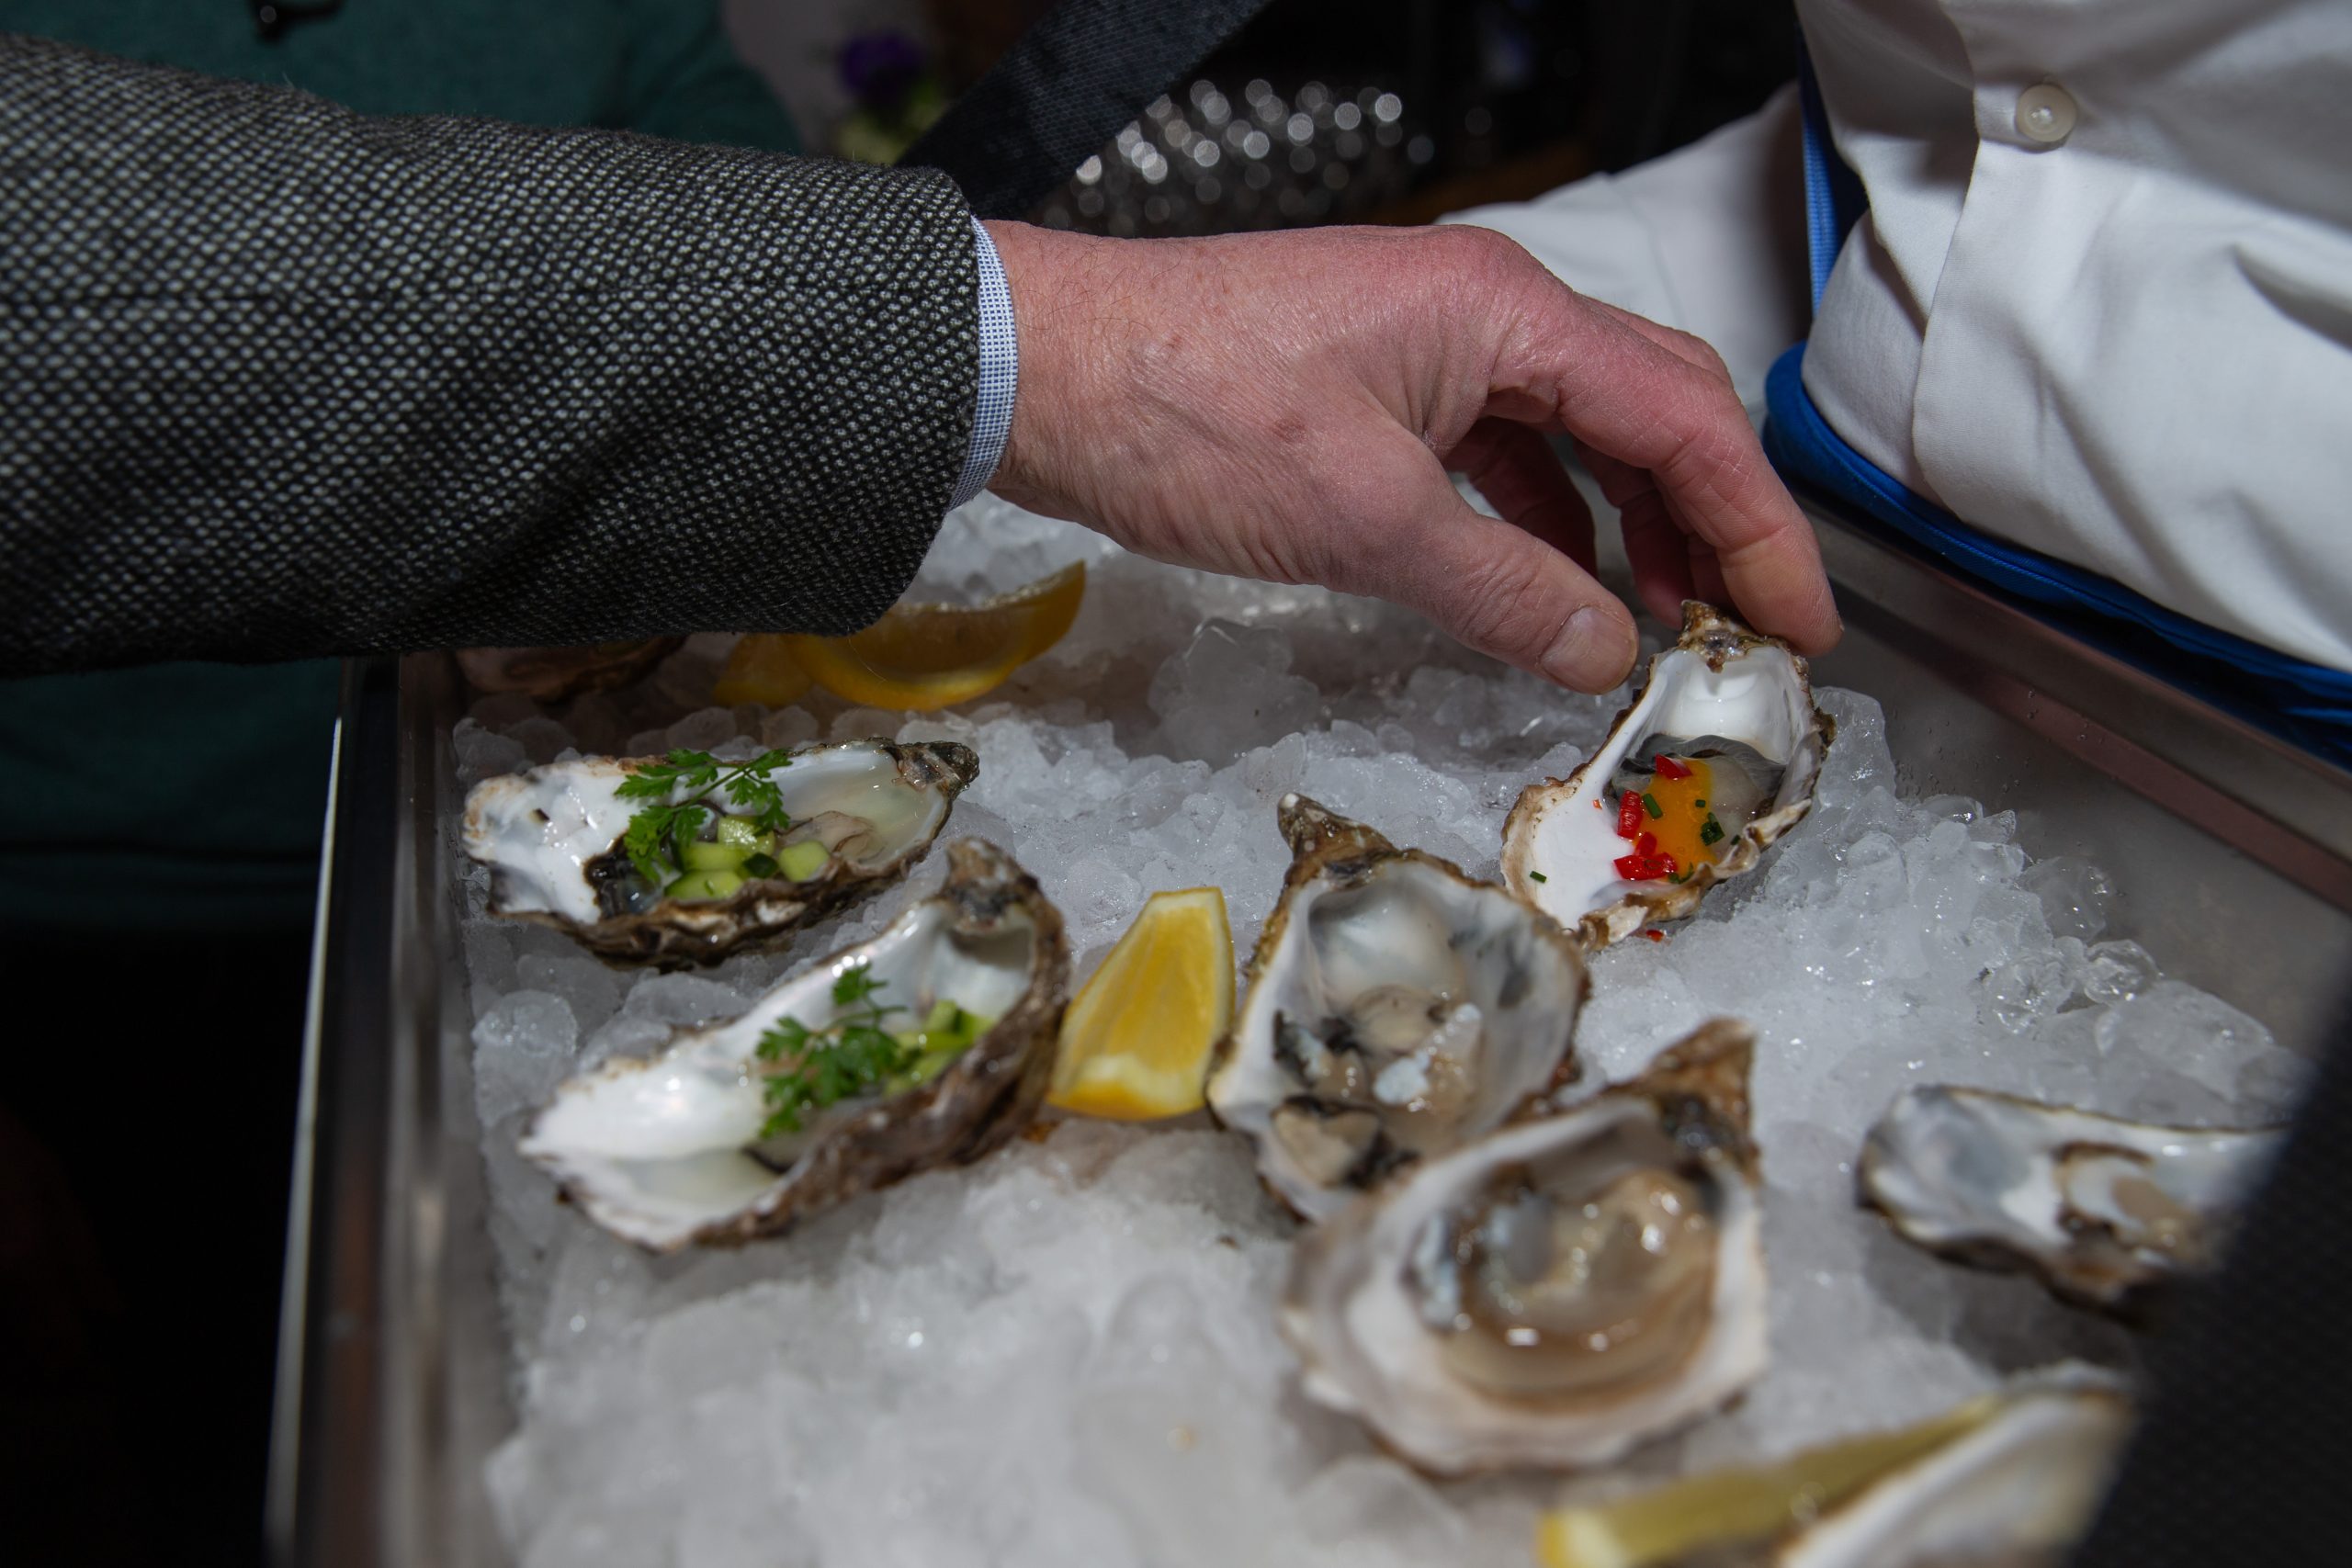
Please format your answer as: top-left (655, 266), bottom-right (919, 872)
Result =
top-left (710, 634), bottom-right (814, 706)
top-left (1535, 1397), bottom-right (1996, 1568)
top-left (1049, 886), bottom-right (1233, 1121)
top-left (786, 561), bottom-right (1086, 712)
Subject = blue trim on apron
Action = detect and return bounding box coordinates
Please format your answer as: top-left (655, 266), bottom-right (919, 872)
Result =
top-left (1770, 42), bottom-right (2352, 762)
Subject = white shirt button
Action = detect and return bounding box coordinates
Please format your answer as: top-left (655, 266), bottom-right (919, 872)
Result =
top-left (2016, 83), bottom-right (2078, 145)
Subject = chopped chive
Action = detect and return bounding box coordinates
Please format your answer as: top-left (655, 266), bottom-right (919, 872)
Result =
top-left (1641, 792), bottom-right (1663, 819)
top-left (1528, 871), bottom-right (1548, 884)
top-left (1694, 798), bottom-right (1706, 807)
top-left (1699, 815), bottom-right (1724, 848)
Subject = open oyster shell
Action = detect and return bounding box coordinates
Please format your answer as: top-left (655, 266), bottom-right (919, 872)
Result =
top-left (464, 738), bottom-right (977, 964)
top-left (1502, 603), bottom-right (1832, 951)
top-left (1282, 1020), bottom-right (1765, 1474)
top-left (455, 639), bottom-right (684, 702)
top-left (1205, 795), bottom-right (1587, 1223)
top-left (1537, 1371), bottom-right (2131, 1568)
top-left (1859, 1085), bottom-right (2284, 1312)
top-left (518, 839), bottom-right (1067, 1250)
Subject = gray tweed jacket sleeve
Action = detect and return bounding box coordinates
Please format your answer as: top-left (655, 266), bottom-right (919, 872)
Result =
top-left (0, 33), bottom-right (979, 674)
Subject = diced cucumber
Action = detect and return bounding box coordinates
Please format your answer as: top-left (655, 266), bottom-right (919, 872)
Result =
top-left (715, 816), bottom-right (767, 850)
top-left (681, 838), bottom-right (753, 871)
top-left (775, 839), bottom-right (831, 882)
top-left (741, 852), bottom-right (780, 880)
top-left (922, 998), bottom-right (962, 1034)
top-left (905, 1047), bottom-right (963, 1086)
top-left (668, 868), bottom-right (745, 902)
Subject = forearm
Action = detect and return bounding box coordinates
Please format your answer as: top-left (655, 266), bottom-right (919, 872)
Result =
top-left (0, 34), bottom-right (976, 674)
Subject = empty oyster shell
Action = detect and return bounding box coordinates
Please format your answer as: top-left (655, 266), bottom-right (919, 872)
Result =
top-left (518, 839), bottom-right (1067, 1250)
top-left (1206, 795), bottom-right (1587, 1222)
top-left (464, 739), bottom-right (977, 964)
top-left (1859, 1086), bottom-right (2285, 1311)
top-left (1536, 1371), bottom-right (2131, 1568)
top-left (1502, 603), bottom-right (1832, 950)
top-left (1282, 1020), bottom-right (1765, 1474)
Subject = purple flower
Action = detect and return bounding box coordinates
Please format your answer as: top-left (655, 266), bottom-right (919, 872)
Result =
top-left (838, 30), bottom-right (926, 111)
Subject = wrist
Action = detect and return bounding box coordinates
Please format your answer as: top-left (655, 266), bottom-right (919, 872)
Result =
top-left (980, 220), bottom-right (1108, 513)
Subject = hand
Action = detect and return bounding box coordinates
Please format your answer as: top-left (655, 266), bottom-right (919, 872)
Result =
top-left (983, 220), bottom-right (1838, 691)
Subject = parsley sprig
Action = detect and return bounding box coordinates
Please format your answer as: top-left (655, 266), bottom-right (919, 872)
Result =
top-left (752, 963), bottom-right (914, 1138)
top-left (614, 749), bottom-right (795, 885)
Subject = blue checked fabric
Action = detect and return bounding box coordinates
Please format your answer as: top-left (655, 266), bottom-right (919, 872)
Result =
top-left (952, 217), bottom-right (1019, 510)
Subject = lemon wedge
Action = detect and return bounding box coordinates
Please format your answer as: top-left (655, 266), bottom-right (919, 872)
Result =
top-left (1049, 886), bottom-right (1233, 1121)
top-left (710, 634), bottom-right (815, 706)
top-left (786, 561), bottom-right (1086, 712)
top-left (1535, 1397), bottom-right (1996, 1568)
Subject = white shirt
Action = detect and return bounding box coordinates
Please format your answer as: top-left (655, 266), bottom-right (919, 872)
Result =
top-left (1452, 0), bottom-right (2352, 672)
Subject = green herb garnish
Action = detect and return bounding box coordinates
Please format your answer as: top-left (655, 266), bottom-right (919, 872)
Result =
top-left (1528, 870), bottom-right (1548, 884)
top-left (753, 962), bottom-right (911, 1138)
top-left (1641, 792), bottom-right (1663, 819)
top-left (1698, 814), bottom-right (1724, 848)
top-left (615, 749), bottom-right (795, 885)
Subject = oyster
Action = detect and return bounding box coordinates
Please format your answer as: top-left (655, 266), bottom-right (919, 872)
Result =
top-left (1859, 1085), bottom-right (2284, 1311)
top-left (519, 839), bottom-right (1067, 1250)
top-left (1205, 795), bottom-right (1586, 1222)
top-left (1536, 1371), bottom-right (2131, 1568)
top-left (1282, 1020), bottom-right (1765, 1473)
top-left (1502, 603), bottom-right (1832, 950)
top-left (455, 638), bottom-right (683, 701)
top-left (464, 739), bottom-right (977, 964)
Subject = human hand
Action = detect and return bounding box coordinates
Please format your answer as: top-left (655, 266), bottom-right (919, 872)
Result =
top-left (983, 220), bottom-right (1838, 691)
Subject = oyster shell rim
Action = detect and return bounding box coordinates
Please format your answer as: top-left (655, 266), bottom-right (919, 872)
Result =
top-left (1204, 793), bottom-right (1590, 1223)
top-left (1278, 1018), bottom-right (1767, 1476)
top-left (466, 737), bottom-right (979, 967)
top-left (1499, 601), bottom-right (1835, 953)
top-left (518, 835), bottom-right (1069, 1252)
top-left (1856, 1083), bottom-right (2286, 1315)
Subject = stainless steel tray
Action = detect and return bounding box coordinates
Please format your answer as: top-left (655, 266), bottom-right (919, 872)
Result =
top-left (266, 503), bottom-right (2352, 1567)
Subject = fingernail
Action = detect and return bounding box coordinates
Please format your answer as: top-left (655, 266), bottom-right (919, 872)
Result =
top-left (1540, 607), bottom-right (1631, 690)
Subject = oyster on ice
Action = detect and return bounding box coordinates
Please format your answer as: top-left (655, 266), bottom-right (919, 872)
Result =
top-left (1205, 795), bottom-right (1587, 1222)
top-left (455, 638), bottom-right (683, 702)
top-left (519, 839), bottom-right (1067, 1250)
top-left (1502, 603), bottom-right (1832, 950)
top-left (1859, 1085), bottom-right (2284, 1311)
top-left (1536, 1371), bottom-right (2131, 1568)
top-left (464, 738), bottom-right (977, 964)
top-left (1282, 1020), bottom-right (1766, 1473)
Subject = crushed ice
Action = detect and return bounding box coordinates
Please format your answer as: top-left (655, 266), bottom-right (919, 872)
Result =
top-left (451, 498), bottom-right (2306, 1567)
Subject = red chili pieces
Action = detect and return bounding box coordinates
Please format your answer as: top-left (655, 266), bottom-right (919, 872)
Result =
top-left (1653, 755), bottom-right (1693, 780)
top-left (1615, 791), bottom-right (1645, 840)
top-left (1612, 851), bottom-right (1680, 882)
top-left (1643, 929), bottom-right (1666, 942)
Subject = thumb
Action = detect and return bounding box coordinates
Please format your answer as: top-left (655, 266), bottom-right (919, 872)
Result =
top-left (1345, 457), bottom-right (1640, 691)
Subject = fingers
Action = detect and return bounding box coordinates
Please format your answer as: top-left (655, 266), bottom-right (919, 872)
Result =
top-left (1443, 417), bottom-right (1598, 577)
top-left (1494, 277), bottom-right (1841, 654)
top-left (1340, 441), bottom-right (1638, 691)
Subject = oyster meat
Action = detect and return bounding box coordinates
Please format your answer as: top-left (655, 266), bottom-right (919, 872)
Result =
top-left (1502, 603), bottom-right (1832, 950)
top-left (464, 738), bottom-right (977, 964)
top-left (519, 839), bottom-right (1067, 1249)
top-left (1859, 1086), bottom-right (2285, 1311)
top-left (1206, 795), bottom-right (1587, 1222)
top-left (1282, 1020), bottom-right (1765, 1473)
top-left (1538, 1371), bottom-right (2131, 1568)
